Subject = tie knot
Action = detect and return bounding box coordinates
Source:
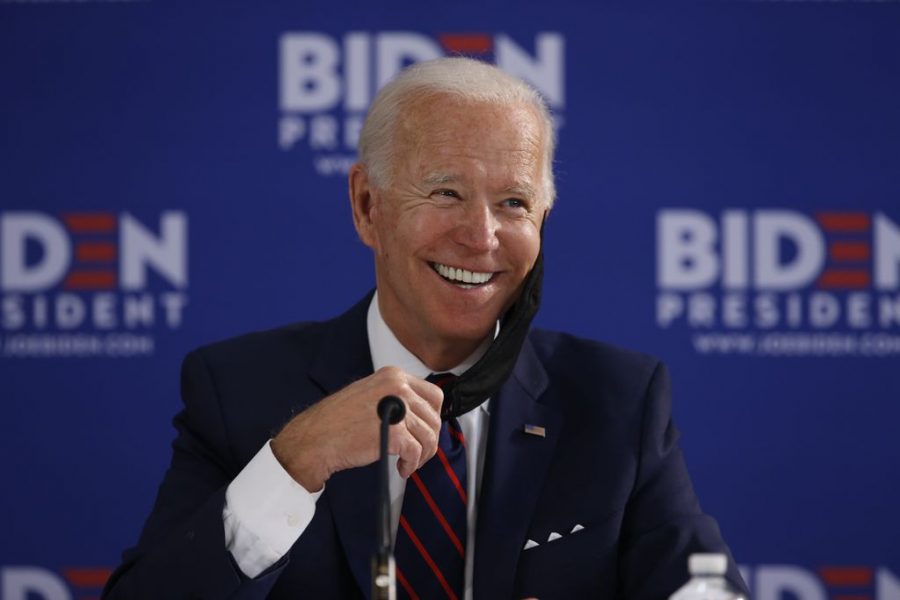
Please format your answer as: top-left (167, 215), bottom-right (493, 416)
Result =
top-left (426, 372), bottom-right (457, 388)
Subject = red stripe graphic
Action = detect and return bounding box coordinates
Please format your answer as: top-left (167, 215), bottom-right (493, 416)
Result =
top-left (63, 271), bottom-right (116, 290)
top-left (399, 515), bottom-right (458, 600)
top-left (816, 212), bottom-right (870, 232)
top-left (436, 448), bottom-right (467, 505)
top-left (829, 242), bottom-right (870, 262)
top-left (817, 270), bottom-right (870, 289)
top-left (448, 426), bottom-right (466, 449)
top-left (62, 213), bottom-right (116, 233)
top-left (410, 472), bottom-right (465, 557)
top-left (819, 566), bottom-right (873, 586)
top-left (62, 567), bottom-right (113, 587)
top-left (76, 242), bottom-right (117, 262)
top-left (438, 34), bottom-right (492, 54)
top-left (396, 567), bottom-right (420, 600)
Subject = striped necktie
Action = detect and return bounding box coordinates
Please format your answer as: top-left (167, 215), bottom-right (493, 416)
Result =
top-left (394, 372), bottom-right (467, 600)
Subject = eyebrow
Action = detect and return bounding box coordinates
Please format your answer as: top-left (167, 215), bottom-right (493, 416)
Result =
top-left (502, 184), bottom-right (538, 200)
top-left (422, 173), bottom-right (460, 186)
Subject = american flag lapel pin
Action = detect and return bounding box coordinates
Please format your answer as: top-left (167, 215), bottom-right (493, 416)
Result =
top-left (523, 423), bottom-right (546, 438)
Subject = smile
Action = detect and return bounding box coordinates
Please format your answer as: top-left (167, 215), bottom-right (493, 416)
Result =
top-left (431, 262), bottom-right (495, 288)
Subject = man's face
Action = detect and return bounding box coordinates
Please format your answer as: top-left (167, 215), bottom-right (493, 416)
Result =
top-left (351, 95), bottom-right (547, 367)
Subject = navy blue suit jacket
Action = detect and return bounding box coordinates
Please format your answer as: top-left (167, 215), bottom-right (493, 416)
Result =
top-left (104, 293), bottom-right (747, 599)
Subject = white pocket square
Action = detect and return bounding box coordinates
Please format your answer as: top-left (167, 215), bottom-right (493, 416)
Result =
top-left (570, 524), bottom-right (585, 533)
top-left (523, 539), bottom-right (539, 550)
top-left (547, 531), bottom-right (562, 542)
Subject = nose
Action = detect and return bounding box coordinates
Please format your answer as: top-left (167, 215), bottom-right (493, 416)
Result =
top-left (454, 201), bottom-right (500, 252)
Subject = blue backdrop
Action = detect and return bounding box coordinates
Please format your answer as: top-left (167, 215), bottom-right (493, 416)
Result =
top-left (2, 1), bottom-right (899, 599)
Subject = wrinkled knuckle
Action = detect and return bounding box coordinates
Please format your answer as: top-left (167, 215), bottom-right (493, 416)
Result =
top-left (399, 436), bottom-right (414, 459)
top-left (425, 431), bottom-right (438, 456)
top-left (376, 366), bottom-right (402, 384)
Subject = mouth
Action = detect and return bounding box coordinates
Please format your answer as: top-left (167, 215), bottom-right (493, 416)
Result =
top-left (430, 262), bottom-right (496, 289)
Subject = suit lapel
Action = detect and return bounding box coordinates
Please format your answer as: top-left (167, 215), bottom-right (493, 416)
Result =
top-left (474, 336), bottom-right (563, 599)
top-left (307, 292), bottom-right (379, 598)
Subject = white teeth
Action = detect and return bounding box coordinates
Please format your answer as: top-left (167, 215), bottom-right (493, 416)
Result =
top-left (433, 263), bottom-right (493, 285)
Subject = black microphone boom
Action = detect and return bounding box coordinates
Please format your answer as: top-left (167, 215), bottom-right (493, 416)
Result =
top-left (373, 395), bottom-right (405, 600)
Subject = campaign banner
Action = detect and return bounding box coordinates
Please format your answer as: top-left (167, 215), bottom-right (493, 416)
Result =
top-left (1, 1), bottom-right (898, 598)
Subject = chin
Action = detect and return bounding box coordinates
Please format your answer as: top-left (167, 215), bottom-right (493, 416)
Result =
top-left (434, 318), bottom-right (497, 347)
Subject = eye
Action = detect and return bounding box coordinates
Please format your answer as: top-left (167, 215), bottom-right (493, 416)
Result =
top-left (432, 189), bottom-right (460, 199)
top-left (503, 197), bottom-right (527, 210)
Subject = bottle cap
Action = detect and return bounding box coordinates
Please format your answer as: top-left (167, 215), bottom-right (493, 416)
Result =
top-left (688, 553), bottom-right (728, 575)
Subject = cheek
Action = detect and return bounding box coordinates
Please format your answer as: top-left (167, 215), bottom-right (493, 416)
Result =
top-left (507, 227), bottom-right (542, 272)
top-left (399, 213), bottom-right (449, 255)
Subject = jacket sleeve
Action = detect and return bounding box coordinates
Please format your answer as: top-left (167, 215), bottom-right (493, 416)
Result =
top-left (616, 361), bottom-right (749, 599)
top-left (102, 349), bottom-right (289, 600)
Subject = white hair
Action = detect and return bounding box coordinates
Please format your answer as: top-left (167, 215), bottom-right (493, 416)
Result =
top-left (357, 57), bottom-right (557, 207)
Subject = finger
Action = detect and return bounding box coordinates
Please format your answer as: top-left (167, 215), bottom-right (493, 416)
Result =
top-left (389, 428), bottom-right (423, 478)
top-left (402, 409), bottom-right (439, 466)
top-left (397, 457), bottom-right (413, 479)
top-left (406, 375), bottom-right (444, 412)
top-left (403, 393), bottom-right (442, 434)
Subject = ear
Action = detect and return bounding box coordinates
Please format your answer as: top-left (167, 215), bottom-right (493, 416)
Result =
top-left (349, 163), bottom-right (378, 249)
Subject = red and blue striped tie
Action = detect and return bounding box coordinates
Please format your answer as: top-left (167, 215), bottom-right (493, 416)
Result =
top-left (394, 372), bottom-right (467, 600)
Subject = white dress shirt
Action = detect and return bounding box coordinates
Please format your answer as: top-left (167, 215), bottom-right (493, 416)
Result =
top-left (223, 293), bottom-right (493, 600)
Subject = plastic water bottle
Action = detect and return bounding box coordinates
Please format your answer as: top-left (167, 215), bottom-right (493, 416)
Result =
top-left (669, 553), bottom-right (746, 600)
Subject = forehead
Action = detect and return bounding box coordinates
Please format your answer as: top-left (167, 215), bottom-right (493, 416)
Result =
top-left (394, 96), bottom-right (546, 192)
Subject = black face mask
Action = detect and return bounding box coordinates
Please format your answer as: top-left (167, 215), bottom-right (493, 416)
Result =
top-left (440, 216), bottom-right (545, 419)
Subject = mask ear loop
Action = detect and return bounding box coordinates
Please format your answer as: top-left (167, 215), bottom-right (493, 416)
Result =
top-left (440, 210), bottom-right (547, 419)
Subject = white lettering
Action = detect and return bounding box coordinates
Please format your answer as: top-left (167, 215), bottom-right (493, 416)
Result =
top-left (878, 567), bottom-right (900, 600)
top-left (278, 116), bottom-right (306, 150)
top-left (656, 293), bottom-right (684, 328)
top-left (280, 33), bottom-right (341, 112)
top-left (754, 211), bottom-right (824, 290)
top-left (56, 293), bottom-right (85, 330)
top-left (755, 293), bottom-right (778, 329)
top-left (495, 33), bottom-right (565, 107)
top-left (124, 294), bottom-right (155, 328)
top-left (809, 292), bottom-right (840, 328)
top-left (1, 566), bottom-right (71, 600)
top-left (93, 292), bottom-right (117, 329)
top-left (376, 33), bottom-right (442, 90)
top-left (754, 565), bottom-right (826, 600)
top-left (688, 292), bottom-right (716, 327)
top-left (657, 210), bottom-right (719, 289)
top-left (344, 32), bottom-right (369, 110)
top-left (880, 294), bottom-right (900, 327)
top-left (310, 114), bottom-right (339, 149)
top-left (160, 292), bottom-right (189, 328)
top-left (1, 212), bottom-right (71, 292)
top-left (2, 295), bottom-right (25, 330)
top-left (722, 293), bottom-right (747, 328)
top-left (847, 292), bottom-right (871, 328)
top-left (874, 212), bottom-right (900, 290)
top-left (120, 212), bottom-right (188, 290)
top-left (723, 210), bottom-right (748, 289)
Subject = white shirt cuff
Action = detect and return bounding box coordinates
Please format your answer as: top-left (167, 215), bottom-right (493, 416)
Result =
top-left (223, 440), bottom-right (323, 578)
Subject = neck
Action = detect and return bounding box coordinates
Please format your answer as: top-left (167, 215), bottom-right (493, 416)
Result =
top-left (375, 297), bottom-right (493, 373)
top-left (391, 322), bottom-right (489, 373)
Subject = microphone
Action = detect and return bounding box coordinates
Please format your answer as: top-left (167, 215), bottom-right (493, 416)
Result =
top-left (377, 395), bottom-right (406, 424)
top-left (373, 395), bottom-right (405, 600)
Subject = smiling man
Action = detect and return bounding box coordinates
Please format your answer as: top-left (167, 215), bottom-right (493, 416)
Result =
top-left (104, 58), bottom-right (748, 600)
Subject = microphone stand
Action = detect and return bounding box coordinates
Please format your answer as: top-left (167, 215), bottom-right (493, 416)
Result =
top-left (373, 395), bottom-right (405, 600)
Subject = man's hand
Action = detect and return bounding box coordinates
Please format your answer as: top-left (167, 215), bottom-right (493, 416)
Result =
top-left (271, 367), bottom-right (444, 492)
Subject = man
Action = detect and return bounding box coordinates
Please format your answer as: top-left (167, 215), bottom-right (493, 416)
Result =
top-left (104, 58), bottom-right (748, 599)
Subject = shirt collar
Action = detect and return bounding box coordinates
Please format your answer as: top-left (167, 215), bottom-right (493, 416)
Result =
top-left (367, 291), bottom-right (496, 408)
